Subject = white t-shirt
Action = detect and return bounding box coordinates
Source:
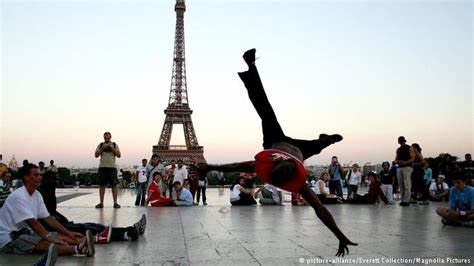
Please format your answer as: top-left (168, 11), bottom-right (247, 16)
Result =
top-left (312, 180), bottom-right (323, 194)
top-left (0, 187), bottom-right (50, 248)
top-left (137, 165), bottom-right (148, 183)
top-left (429, 182), bottom-right (449, 194)
top-left (230, 184), bottom-right (242, 202)
top-left (173, 167), bottom-right (188, 185)
top-left (347, 171), bottom-right (362, 186)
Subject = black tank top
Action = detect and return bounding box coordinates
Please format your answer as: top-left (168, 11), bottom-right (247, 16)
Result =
top-left (397, 145), bottom-right (411, 167)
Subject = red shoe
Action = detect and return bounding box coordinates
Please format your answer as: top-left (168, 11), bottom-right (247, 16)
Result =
top-left (95, 225), bottom-right (112, 244)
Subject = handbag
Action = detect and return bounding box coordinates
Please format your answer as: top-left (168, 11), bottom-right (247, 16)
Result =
top-left (198, 180), bottom-right (206, 187)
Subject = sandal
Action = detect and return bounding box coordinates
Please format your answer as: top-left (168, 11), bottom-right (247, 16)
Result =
top-left (95, 203), bottom-right (103, 209)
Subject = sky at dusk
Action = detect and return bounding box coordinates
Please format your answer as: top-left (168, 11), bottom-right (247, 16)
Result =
top-left (1, 0), bottom-right (472, 168)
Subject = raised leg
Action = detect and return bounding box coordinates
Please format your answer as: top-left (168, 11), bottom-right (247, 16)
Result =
top-left (238, 62), bottom-right (285, 148)
top-left (239, 49), bottom-right (342, 154)
top-left (284, 134), bottom-right (343, 160)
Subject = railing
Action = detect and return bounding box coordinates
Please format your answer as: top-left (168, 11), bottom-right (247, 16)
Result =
top-left (167, 145), bottom-right (188, 151)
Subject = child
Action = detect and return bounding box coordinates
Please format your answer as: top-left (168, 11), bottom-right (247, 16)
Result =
top-left (146, 172), bottom-right (174, 207)
top-left (379, 162), bottom-right (395, 204)
top-left (345, 172), bottom-right (389, 204)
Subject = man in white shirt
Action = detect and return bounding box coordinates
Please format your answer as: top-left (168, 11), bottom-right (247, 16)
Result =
top-left (173, 160), bottom-right (188, 187)
top-left (429, 175), bottom-right (450, 202)
top-left (47, 160), bottom-right (58, 174)
top-left (135, 159), bottom-right (148, 206)
top-left (0, 164), bottom-right (94, 257)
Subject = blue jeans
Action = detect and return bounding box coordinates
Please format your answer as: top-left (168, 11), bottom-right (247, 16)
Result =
top-left (329, 180), bottom-right (343, 198)
top-left (135, 182), bottom-right (147, 206)
top-left (347, 185), bottom-right (358, 197)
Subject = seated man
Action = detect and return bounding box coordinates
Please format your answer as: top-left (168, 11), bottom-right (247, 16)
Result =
top-left (345, 172), bottom-right (389, 204)
top-left (146, 172), bottom-right (174, 207)
top-left (37, 169), bottom-right (145, 244)
top-left (435, 176), bottom-right (474, 227)
top-left (254, 184), bottom-right (282, 205)
top-left (429, 175), bottom-right (449, 202)
top-left (0, 164), bottom-right (94, 257)
top-left (230, 177), bottom-right (257, 206)
top-left (313, 172), bottom-right (343, 204)
top-left (0, 171), bottom-right (12, 207)
top-left (172, 181), bottom-right (194, 206)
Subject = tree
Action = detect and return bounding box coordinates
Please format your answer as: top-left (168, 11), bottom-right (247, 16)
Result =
top-left (57, 167), bottom-right (74, 186)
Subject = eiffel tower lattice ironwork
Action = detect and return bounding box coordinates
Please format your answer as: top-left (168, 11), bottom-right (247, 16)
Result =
top-left (153, 0), bottom-right (205, 164)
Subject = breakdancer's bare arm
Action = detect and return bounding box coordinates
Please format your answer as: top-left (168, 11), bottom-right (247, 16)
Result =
top-left (198, 161), bottom-right (256, 175)
top-left (299, 183), bottom-right (358, 257)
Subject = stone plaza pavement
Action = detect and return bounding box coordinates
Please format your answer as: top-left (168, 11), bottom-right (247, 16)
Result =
top-left (0, 188), bottom-right (472, 265)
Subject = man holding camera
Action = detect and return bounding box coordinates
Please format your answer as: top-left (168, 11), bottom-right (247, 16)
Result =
top-left (94, 132), bottom-right (121, 208)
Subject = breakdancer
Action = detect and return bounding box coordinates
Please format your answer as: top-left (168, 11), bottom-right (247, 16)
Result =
top-left (197, 48), bottom-right (357, 257)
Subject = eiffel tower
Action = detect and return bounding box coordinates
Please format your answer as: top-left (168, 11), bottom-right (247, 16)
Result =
top-left (153, 0), bottom-right (206, 164)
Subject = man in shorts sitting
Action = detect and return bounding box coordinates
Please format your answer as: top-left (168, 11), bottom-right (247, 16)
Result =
top-left (435, 175), bottom-right (474, 227)
top-left (0, 164), bottom-right (95, 257)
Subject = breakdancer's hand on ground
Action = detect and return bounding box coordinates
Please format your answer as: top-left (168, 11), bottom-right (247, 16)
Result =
top-left (336, 238), bottom-right (358, 257)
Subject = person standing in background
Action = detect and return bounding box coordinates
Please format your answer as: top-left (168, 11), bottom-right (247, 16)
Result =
top-left (379, 162), bottom-right (395, 204)
top-left (188, 158), bottom-right (200, 204)
top-left (412, 143), bottom-right (427, 205)
top-left (390, 161), bottom-right (399, 200)
top-left (461, 153), bottom-right (473, 186)
top-left (196, 172), bottom-right (208, 206)
top-left (135, 159), bottom-right (148, 207)
top-left (47, 160), bottom-right (58, 174)
top-left (328, 156), bottom-right (344, 198)
top-left (94, 132), bottom-right (121, 209)
top-left (395, 136), bottom-right (414, 207)
top-left (345, 164), bottom-right (361, 199)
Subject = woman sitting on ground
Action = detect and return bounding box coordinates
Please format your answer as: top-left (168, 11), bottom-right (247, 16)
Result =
top-left (230, 177), bottom-right (257, 206)
top-left (313, 172), bottom-right (343, 204)
top-left (345, 172), bottom-right (389, 204)
top-left (146, 172), bottom-right (174, 207)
